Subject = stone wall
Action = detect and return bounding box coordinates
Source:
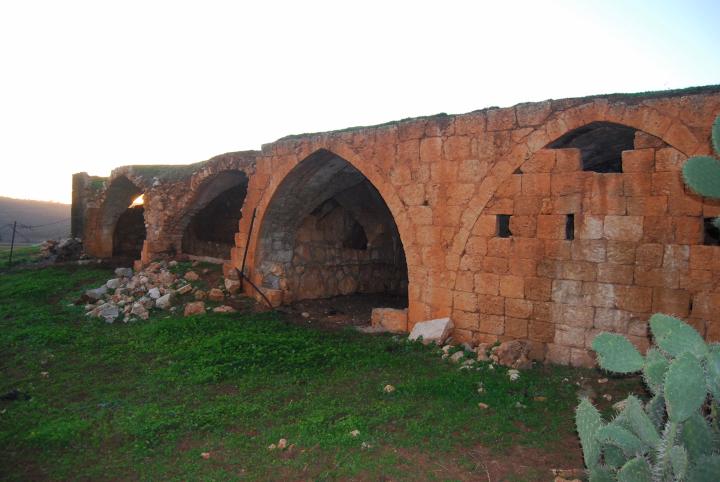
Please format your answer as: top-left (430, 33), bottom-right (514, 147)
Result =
top-left (74, 86), bottom-right (720, 366)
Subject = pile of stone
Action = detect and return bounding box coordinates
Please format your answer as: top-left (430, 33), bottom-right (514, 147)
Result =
top-left (40, 238), bottom-right (84, 262)
top-left (82, 261), bottom-right (236, 323)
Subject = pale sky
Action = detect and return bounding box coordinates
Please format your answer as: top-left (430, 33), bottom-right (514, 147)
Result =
top-left (1, 0), bottom-right (718, 203)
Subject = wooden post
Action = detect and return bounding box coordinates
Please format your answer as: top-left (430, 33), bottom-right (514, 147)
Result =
top-left (8, 221), bottom-right (17, 266)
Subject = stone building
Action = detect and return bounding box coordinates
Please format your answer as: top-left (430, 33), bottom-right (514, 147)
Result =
top-left (72, 86), bottom-right (720, 366)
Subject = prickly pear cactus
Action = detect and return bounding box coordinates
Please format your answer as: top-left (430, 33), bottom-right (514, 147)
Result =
top-left (683, 114), bottom-right (720, 228)
top-left (576, 314), bottom-right (720, 481)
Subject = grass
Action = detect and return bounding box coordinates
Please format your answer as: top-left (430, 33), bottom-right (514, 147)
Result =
top-left (1, 265), bottom-right (585, 480)
top-left (0, 244), bottom-right (41, 267)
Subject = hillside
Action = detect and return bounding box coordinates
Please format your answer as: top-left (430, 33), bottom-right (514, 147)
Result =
top-left (0, 196), bottom-right (71, 244)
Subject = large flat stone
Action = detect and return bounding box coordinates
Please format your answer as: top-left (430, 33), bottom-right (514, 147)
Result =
top-left (408, 317), bottom-right (454, 345)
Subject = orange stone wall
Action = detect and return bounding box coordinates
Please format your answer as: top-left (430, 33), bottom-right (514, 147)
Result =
top-left (74, 87), bottom-right (720, 366)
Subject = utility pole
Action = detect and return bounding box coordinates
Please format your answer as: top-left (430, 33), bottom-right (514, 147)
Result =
top-left (8, 221), bottom-right (16, 266)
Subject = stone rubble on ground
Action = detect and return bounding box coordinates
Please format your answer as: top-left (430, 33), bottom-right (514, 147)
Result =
top-left (489, 340), bottom-right (532, 369)
top-left (81, 261), bottom-right (237, 323)
top-left (40, 238), bottom-right (84, 262)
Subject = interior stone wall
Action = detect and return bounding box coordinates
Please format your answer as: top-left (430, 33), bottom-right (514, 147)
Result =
top-left (285, 182), bottom-right (408, 301)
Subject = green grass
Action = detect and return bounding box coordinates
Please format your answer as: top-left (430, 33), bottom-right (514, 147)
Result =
top-left (1, 265), bottom-right (583, 480)
top-left (0, 244), bottom-right (41, 266)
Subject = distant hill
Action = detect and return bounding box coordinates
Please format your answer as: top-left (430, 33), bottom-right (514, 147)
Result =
top-left (0, 196), bottom-right (71, 244)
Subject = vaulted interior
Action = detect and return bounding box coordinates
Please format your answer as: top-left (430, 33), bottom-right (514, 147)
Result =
top-left (255, 150), bottom-right (408, 304)
top-left (182, 171), bottom-right (248, 259)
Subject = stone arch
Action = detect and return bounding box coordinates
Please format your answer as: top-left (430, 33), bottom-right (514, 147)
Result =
top-left (98, 175), bottom-right (146, 259)
top-left (172, 170), bottom-right (249, 260)
top-left (449, 102), bottom-right (696, 269)
top-left (252, 148), bottom-right (409, 304)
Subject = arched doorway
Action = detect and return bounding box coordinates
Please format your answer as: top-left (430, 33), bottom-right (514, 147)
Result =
top-left (101, 176), bottom-right (146, 259)
top-left (254, 149), bottom-right (408, 305)
top-left (181, 171), bottom-right (248, 260)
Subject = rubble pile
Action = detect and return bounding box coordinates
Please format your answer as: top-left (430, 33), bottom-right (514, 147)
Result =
top-left (82, 261), bottom-right (237, 323)
top-left (40, 238), bottom-right (84, 262)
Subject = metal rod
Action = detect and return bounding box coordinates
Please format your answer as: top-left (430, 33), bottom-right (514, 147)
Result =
top-left (236, 267), bottom-right (275, 309)
top-left (8, 221), bottom-right (16, 266)
top-left (239, 208), bottom-right (257, 286)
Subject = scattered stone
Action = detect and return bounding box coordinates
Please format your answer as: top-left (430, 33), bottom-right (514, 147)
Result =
top-left (194, 290), bottom-right (207, 301)
top-left (277, 438), bottom-right (288, 449)
top-left (349, 430), bottom-right (360, 438)
top-left (476, 343), bottom-right (490, 361)
top-left (478, 402), bottom-right (489, 409)
top-left (442, 344), bottom-right (453, 354)
top-left (361, 442), bottom-right (372, 450)
top-left (184, 271), bottom-right (200, 281)
top-left (514, 402), bottom-right (527, 408)
top-left (267, 443), bottom-right (276, 450)
top-left (408, 317), bottom-right (454, 345)
top-left (158, 271), bottom-right (176, 285)
top-left (41, 237), bottom-right (83, 261)
top-left (449, 351), bottom-right (464, 363)
top-left (533, 396), bottom-right (547, 402)
top-left (155, 293), bottom-right (175, 310)
top-left (603, 394), bottom-right (613, 401)
top-left (95, 302), bottom-right (119, 323)
top-left (84, 286), bottom-right (108, 301)
top-left (200, 452), bottom-right (210, 459)
top-left (461, 342), bottom-right (474, 352)
top-left (131, 302), bottom-right (150, 320)
top-left (613, 399), bottom-right (628, 411)
top-left (40, 371), bottom-right (49, 378)
top-left (176, 284), bottom-right (193, 295)
top-left (106, 278), bottom-right (121, 289)
top-left (148, 287), bottom-right (161, 299)
top-left (597, 378), bottom-right (608, 384)
top-left (370, 307), bottom-right (408, 333)
top-left (213, 305), bottom-right (236, 313)
top-left (225, 278), bottom-right (241, 294)
top-left (383, 384), bottom-right (396, 393)
top-left (301, 312), bottom-right (310, 318)
top-left (508, 369), bottom-right (520, 382)
top-left (208, 288), bottom-right (225, 302)
top-left (168, 260), bottom-right (178, 267)
top-left (184, 301), bottom-right (206, 316)
top-left (115, 267), bottom-right (133, 278)
top-left (490, 340), bottom-right (532, 369)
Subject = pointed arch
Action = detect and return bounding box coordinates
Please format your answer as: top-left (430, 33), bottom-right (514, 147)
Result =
top-left (252, 149), bottom-right (409, 303)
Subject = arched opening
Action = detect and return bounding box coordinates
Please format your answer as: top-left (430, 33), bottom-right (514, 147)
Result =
top-left (181, 171), bottom-right (248, 260)
top-left (548, 121), bottom-right (637, 173)
top-left (255, 149), bottom-right (408, 306)
top-left (101, 176), bottom-right (146, 259)
top-left (113, 201), bottom-right (146, 257)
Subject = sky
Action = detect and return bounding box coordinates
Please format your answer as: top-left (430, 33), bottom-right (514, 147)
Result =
top-left (0, 0), bottom-right (718, 204)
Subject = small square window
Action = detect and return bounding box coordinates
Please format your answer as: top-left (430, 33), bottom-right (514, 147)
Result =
top-left (497, 214), bottom-right (512, 238)
top-left (703, 218), bottom-right (720, 246)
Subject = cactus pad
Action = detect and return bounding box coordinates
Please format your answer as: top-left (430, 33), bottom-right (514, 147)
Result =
top-left (664, 353), bottom-right (707, 423)
top-left (617, 457), bottom-right (652, 482)
top-left (592, 333), bottom-right (644, 373)
top-left (650, 314), bottom-right (708, 358)
top-left (576, 398), bottom-right (603, 468)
